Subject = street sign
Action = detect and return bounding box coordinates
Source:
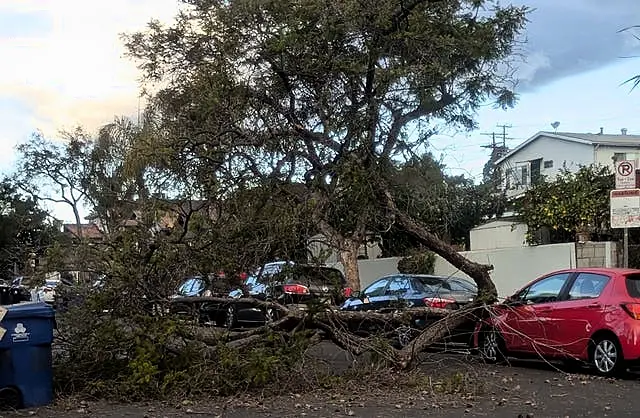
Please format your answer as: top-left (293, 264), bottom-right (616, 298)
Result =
top-left (611, 189), bottom-right (640, 228)
top-left (616, 160), bottom-right (636, 189)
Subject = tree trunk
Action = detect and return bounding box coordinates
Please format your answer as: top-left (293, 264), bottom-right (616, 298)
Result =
top-left (377, 183), bottom-right (497, 303)
top-left (339, 239), bottom-right (361, 292)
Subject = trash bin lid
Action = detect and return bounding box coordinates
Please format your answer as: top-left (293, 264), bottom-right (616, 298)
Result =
top-left (2, 302), bottom-right (54, 319)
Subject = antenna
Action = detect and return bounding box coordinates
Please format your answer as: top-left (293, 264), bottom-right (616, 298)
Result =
top-left (551, 121), bottom-right (560, 132)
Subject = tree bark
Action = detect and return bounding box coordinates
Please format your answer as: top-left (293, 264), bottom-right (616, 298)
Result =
top-left (377, 182), bottom-right (497, 303)
top-left (338, 239), bottom-right (361, 291)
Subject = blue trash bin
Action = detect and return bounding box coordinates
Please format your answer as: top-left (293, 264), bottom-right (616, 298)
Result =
top-left (0, 302), bottom-right (55, 409)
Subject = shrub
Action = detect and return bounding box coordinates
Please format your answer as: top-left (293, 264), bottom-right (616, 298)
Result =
top-left (397, 251), bottom-right (436, 274)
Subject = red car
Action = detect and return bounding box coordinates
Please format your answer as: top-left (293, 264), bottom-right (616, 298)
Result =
top-left (474, 268), bottom-right (640, 376)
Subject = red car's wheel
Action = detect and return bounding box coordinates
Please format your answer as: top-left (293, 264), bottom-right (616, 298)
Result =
top-left (590, 335), bottom-right (623, 376)
top-left (479, 328), bottom-right (507, 364)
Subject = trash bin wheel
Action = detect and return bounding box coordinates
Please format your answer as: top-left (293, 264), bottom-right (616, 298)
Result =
top-left (0, 386), bottom-right (22, 410)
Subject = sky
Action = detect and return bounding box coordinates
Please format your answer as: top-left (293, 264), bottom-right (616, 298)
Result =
top-left (1, 0), bottom-right (640, 222)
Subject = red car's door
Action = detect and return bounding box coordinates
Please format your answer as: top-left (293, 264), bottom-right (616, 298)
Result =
top-left (543, 272), bottom-right (612, 359)
top-left (499, 272), bottom-right (573, 354)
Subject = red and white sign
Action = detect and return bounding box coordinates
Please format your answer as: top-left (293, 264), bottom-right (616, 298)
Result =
top-left (611, 189), bottom-right (640, 228)
top-left (615, 160), bottom-right (636, 189)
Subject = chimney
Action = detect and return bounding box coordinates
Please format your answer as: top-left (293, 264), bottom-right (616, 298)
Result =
top-left (599, 127), bottom-right (604, 135)
top-left (622, 128), bottom-right (628, 135)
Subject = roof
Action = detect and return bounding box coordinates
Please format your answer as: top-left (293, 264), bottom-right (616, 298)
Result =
top-left (62, 223), bottom-right (103, 239)
top-left (495, 131), bottom-right (640, 165)
top-left (471, 219), bottom-right (525, 231)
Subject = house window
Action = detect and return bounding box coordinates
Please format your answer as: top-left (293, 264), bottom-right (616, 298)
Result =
top-left (504, 167), bottom-right (516, 189)
top-left (515, 162), bottom-right (530, 186)
top-left (520, 165), bottom-right (529, 186)
top-left (531, 158), bottom-right (542, 185)
top-left (543, 160), bottom-right (553, 169)
top-left (614, 153), bottom-right (627, 163)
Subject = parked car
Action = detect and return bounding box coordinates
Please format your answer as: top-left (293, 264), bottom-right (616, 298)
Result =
top-left (340, 274), bottom-right (477, 347)
top-left (240, 261), bottom-right (293, 298)
top-left (0, 277), bottom-right (32, 305)
top-left (253, 263), bottom-right (349, 306)
top-left (172, 264), bottom-right (349, 329)
top-left (36, 278), bottom-right (61, 304)
top-left (341, 274), bottom-right (477, 311)
top-left (475, 268), bottom-right (640, 376)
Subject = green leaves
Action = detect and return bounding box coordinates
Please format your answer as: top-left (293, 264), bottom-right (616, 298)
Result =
top-left (517, 165), bottom-right (614, 244)
top-left (0, 178), bottom-right (59, 277)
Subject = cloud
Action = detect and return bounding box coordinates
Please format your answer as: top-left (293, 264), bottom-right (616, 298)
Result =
top-left (510, 0), bottom-right (640, 90)
top-left (0, 0), bottom-right (182, 137)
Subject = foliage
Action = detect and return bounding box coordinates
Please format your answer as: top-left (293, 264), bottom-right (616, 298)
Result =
top-left (54, 302), bottom-right (314, 400)
top-left (380, 154), bottom-right (505, 255)
top-left (49, 215), bottom-right (307, 400)
top-left (124, 0), bottom-right (528, 288)
top-left (214, 182), bottom-right (317, 269)
top-left (397, 251), bottom-right (436, 274)
top-left (84, 117), bottom-right (150, 231)
top-left (15, 131), bottom-right (93, 230)
top-left (0, 178), bottom-right (59, 278)
top-left (517, 165), bottom-right (614, 244)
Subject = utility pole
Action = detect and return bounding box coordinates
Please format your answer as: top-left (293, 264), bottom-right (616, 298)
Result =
top-left (496, 123), bottom-right (512, 147)
top-left (481, 128), bottom-right (511, 187)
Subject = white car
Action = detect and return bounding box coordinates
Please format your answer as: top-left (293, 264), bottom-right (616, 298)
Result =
top-left (36, 279), bottom-right (60, 304)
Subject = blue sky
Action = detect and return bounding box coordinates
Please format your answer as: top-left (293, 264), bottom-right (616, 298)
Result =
top-left (1, 1), bottom-right (640, 222)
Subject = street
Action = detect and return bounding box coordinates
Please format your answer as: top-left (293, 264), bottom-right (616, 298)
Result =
top-left (16, 342), bottom-right (640, 417)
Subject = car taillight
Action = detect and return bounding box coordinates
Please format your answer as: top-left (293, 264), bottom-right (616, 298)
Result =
top-left (622, 303), bottom-right (640, 320)
top-left (343, 287), bottom-right (352, 298)
top-left (283, 284), bottom-right (309, 294)
top-left (424, 297), bottom-right (456, 309)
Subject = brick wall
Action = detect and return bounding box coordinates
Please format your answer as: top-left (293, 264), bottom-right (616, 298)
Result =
top-left (575, 241), bottom-right (619, 268)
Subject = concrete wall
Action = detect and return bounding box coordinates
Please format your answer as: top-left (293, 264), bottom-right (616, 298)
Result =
top-left (470, 220), bottom-right (528, 251)
top-left (340, 242), bottom-right (620, 298)
top-left (433, 243), bottom-right (578, 298)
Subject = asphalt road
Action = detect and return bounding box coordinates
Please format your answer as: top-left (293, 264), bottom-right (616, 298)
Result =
top-left (13, 342), bottom-right (640, 417)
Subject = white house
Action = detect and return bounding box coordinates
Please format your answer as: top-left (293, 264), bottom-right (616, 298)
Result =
top-left (496, 129), bottom-right (640, 198)
top-left (469, 218), bottom-right (528, 251)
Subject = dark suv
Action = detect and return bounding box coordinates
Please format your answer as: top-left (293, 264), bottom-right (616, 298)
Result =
top-left (247, 263), bottom-right (348, 306)
top-left (171, 264), bottom-right (348, 329)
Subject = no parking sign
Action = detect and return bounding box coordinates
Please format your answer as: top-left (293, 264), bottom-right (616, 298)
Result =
top-left (615, 160), bottom-right (636, 190)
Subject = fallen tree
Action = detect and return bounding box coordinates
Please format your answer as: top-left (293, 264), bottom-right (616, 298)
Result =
top-left (165, 296), bottom-right (480, 369)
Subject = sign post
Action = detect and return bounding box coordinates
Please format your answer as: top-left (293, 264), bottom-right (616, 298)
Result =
top-left (610, 186), bottom-right (640, 268)
top-left (625, 228), bottom-right (630, 268)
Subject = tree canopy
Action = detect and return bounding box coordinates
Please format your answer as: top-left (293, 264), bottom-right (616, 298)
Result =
top-left (0, 178), bottom-right (59, 279)
top-left (8, 0), bottom-right (534, 401)
top-left (125, 0), bottom-right (528, 291)
top-left (382, 153), bottom-right (505, 255)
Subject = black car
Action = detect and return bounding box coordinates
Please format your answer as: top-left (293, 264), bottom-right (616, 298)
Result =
top-left (0, 277), bottom-right (32, 305)
top-left (169, 274), bottom-right (234, 322)
top-left (341, 274), bottom-right (477, 311)
top-left (341, 274), bottom-right (478, 347)
top-left (172, 265), bottom-right (348, 329)
top-left (254, 264), bottom-right (348, 306)
top-left (217, 264), bottom-right (348, 329)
